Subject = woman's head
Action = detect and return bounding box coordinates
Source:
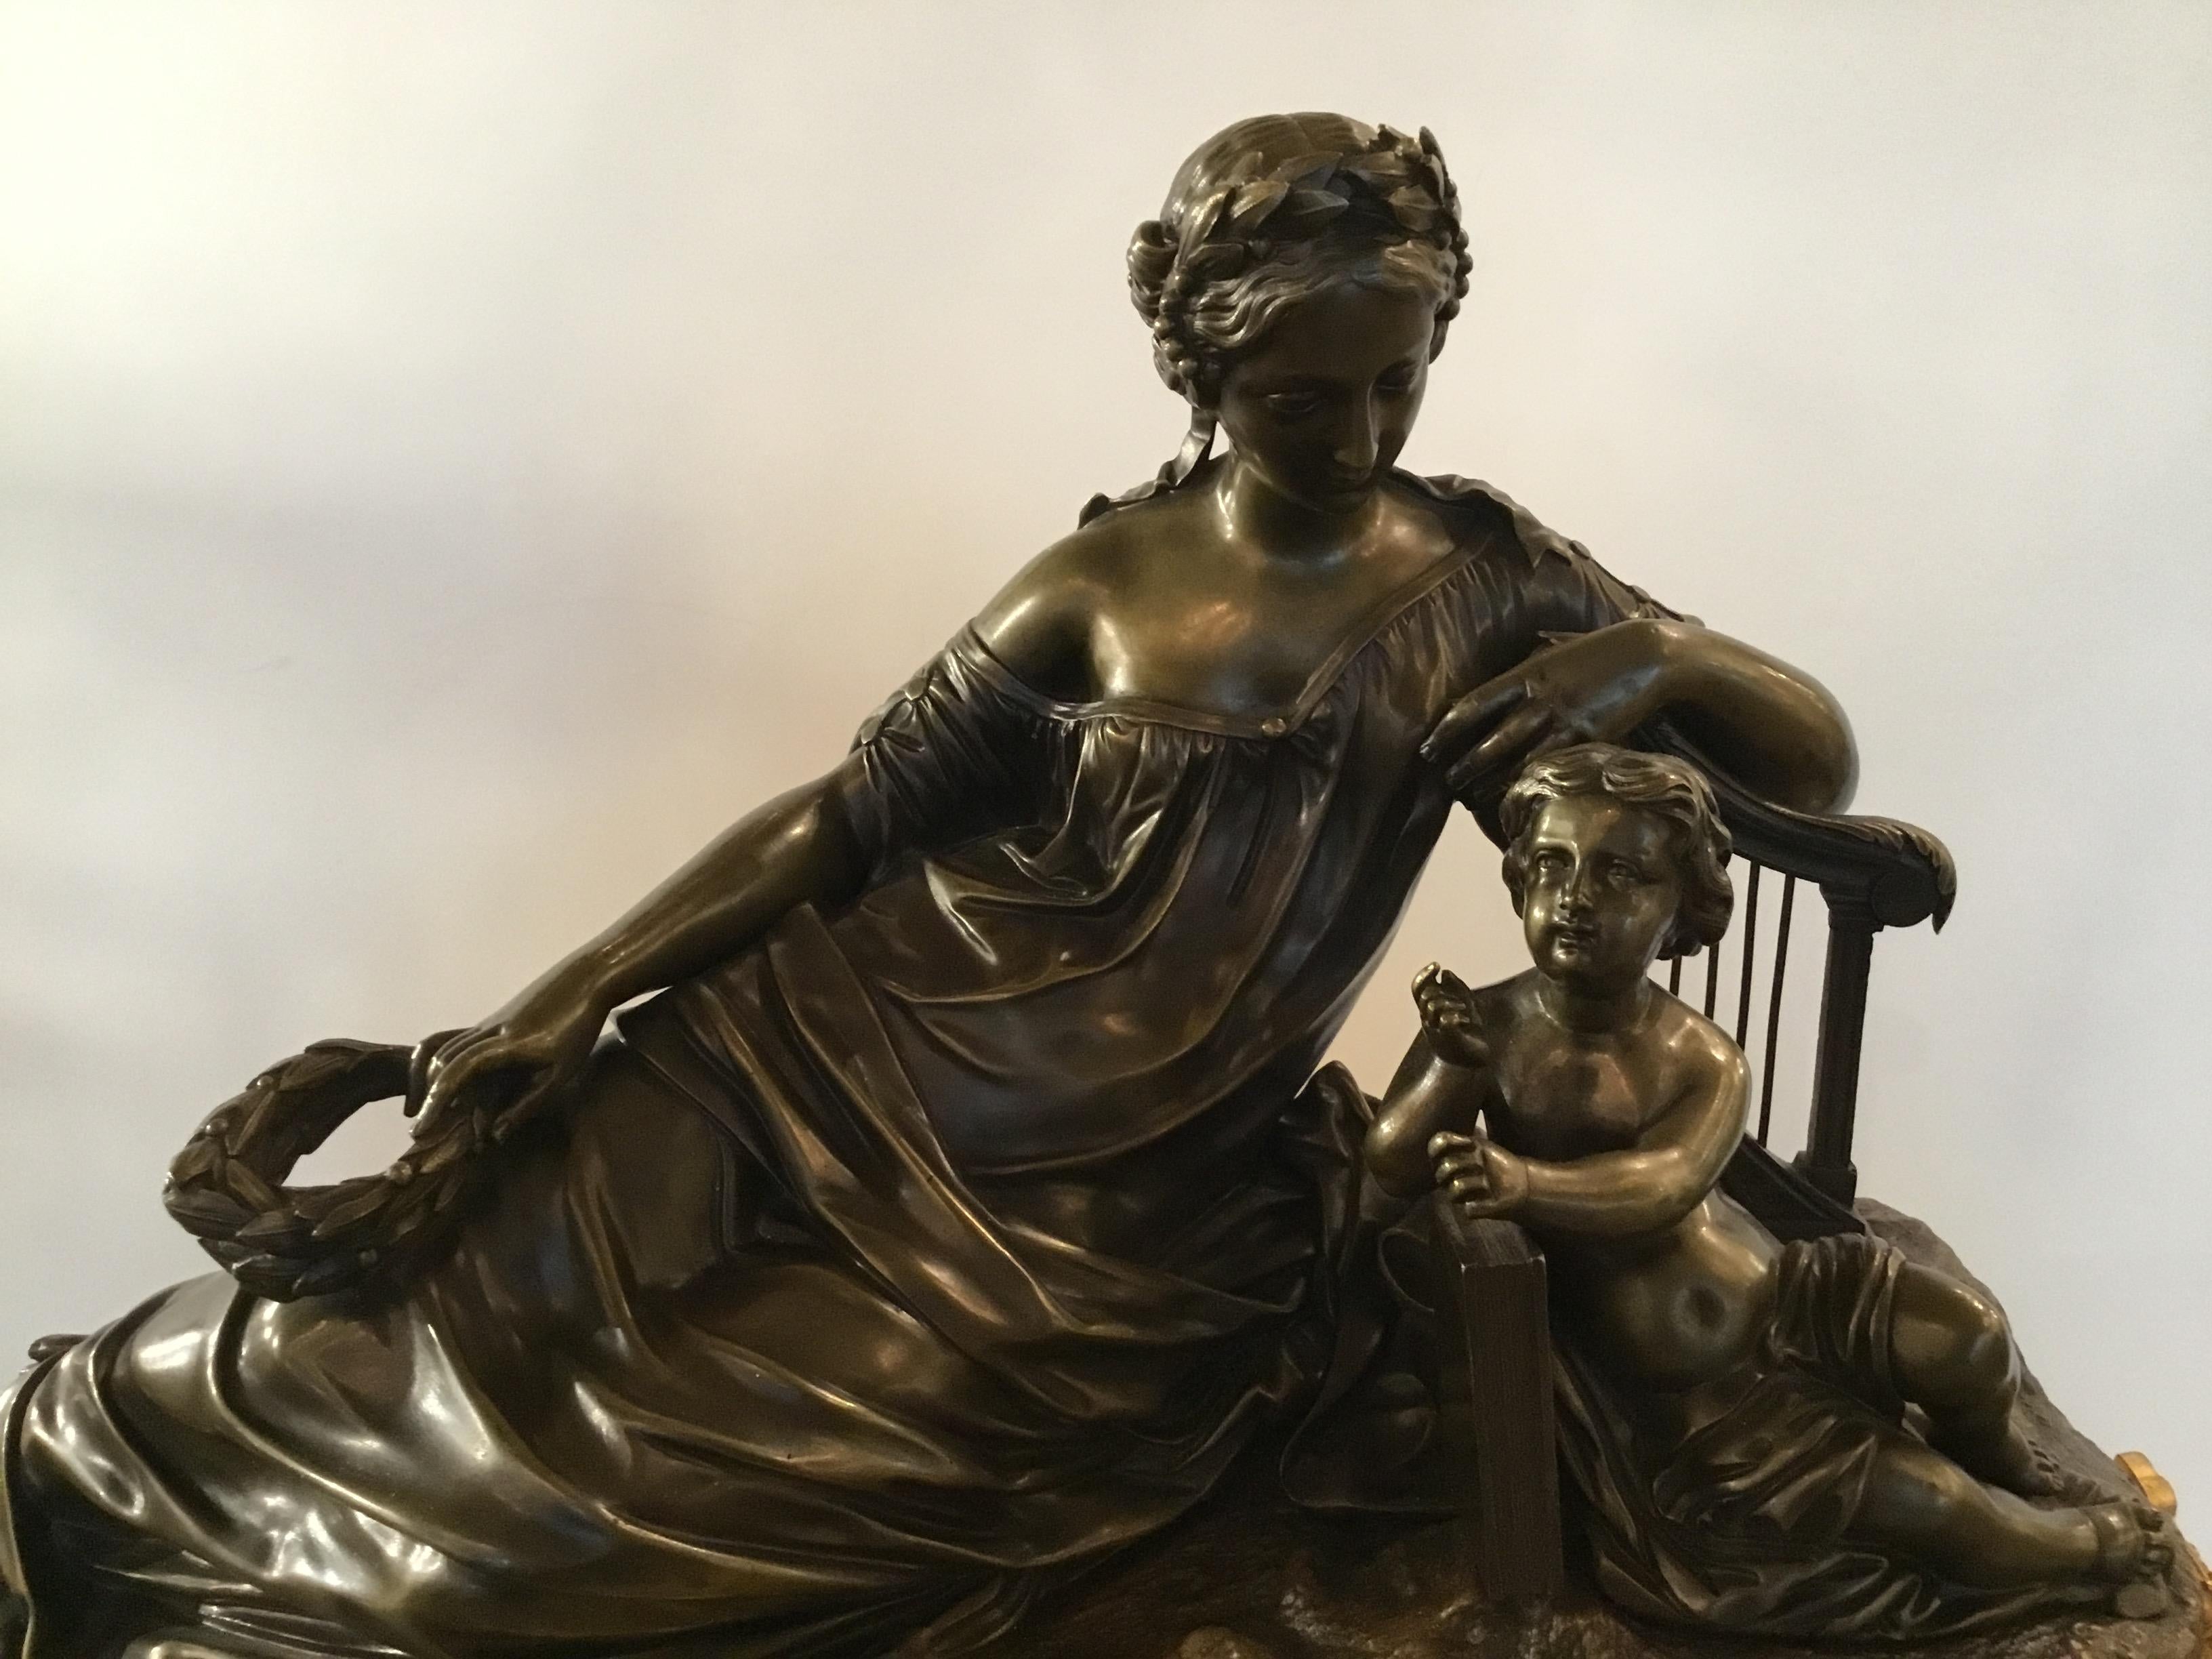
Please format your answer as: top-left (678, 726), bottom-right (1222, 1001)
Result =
top-left (1130, 114), bottom-right (1469, 401)
top-left (1125, 114), bottom-right (1471, 507)
top-left (1499, 744), bottom-right (1735, 972)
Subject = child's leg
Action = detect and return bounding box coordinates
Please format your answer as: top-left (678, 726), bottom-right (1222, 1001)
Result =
top-left (1848, 1431), bottom-right (2171, 1605)
top-left (1887, 1261), bottom-right (2065, 1497)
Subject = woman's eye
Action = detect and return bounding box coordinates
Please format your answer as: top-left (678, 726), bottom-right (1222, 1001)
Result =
top-left (1265, 394), bottom-right (1321, 418)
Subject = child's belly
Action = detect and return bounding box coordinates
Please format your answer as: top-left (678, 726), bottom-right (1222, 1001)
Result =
top-left (1552, 1197), bottom-right (1780, 1392)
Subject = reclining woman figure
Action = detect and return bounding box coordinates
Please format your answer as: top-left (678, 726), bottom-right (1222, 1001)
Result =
top-left (0, 116), bottom-right (1865, 1658)
top-left (1365, 743), bottom-right (2172, 1639)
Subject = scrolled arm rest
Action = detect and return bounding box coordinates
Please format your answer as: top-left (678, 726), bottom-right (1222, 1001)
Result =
top-left (1643, 718), bottom-right (1956, 931)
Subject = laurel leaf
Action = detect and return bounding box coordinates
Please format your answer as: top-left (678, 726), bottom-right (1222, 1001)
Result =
top-left (235, 1210), bottom-right (314, 1249)
top-left (1227, 179), bottom-right (1289, 232)
top-left (308, 1183), bottom-right (388, 1242)
top-left (1340, 154), bottom-right (1414, 191)
top-left (223, 1164), bottom-right (283, 1214)
top-left (279, 1047), bottom-right (352, 1093)
top-left (231, 1252), bottom-right (286, 1284)
top-left (1282, 188), bottom-right (1349, 220)
top-left (1182, 187), bottom-right (1230, 248)
top-left (1387, 188), bottom-right (1440, 233)
top-left (167, 1189), bottom-right (252, 1236)
top-left (1269, 151), bottom-right (1338, 187)
top-left (168, 1137), bottom-right (220, 1185)
top-left (289, 1255), bottom-right (361, 1298)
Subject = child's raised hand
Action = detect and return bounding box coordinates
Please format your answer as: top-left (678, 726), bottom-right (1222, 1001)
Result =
top-left (1429, 1130), bottom-right (1530, 1221)
top-left (1414, 963), bottom-right (1490, 1070)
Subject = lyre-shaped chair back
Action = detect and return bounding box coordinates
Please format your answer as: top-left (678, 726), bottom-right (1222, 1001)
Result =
top-left (1647, 718), bottom-right (1955, 1234)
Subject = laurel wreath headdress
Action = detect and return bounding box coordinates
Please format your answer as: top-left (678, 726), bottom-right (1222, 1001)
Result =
top-left (1109, 119), bottom-right (1471, 505)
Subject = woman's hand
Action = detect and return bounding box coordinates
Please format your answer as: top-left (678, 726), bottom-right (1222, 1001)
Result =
top-left (1413, 963), bottom-right (1490, 1071)
top-left (408, 967), bottom-right (609, 1147)
top-left (1422, 619), bottom-right (1676, 802)
top-left (1430, 1130), bottom-right (1530, 1223)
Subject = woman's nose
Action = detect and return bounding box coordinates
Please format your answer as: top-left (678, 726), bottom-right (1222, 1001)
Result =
top-left (1330, 403), bottom-right (1379, 474)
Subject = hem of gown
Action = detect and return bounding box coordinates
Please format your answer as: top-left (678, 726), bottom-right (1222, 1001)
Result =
top-left (0, 1353), bottom-right (60, 1656)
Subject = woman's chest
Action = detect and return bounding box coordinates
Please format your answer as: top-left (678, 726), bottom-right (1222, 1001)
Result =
top-left (1082, 529), bottom-right (1467, 724)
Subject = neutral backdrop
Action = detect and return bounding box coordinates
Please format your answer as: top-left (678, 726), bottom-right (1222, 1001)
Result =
top-left (4, 3), bottom-right (2207, 1507)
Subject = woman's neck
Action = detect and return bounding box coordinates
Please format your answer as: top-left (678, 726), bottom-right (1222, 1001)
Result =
top-left (1213, 454), bottom-right (1383, 562)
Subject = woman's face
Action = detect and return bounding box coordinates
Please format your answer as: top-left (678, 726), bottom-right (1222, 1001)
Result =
top-left (1210, 281), bottom-right (1437, 515)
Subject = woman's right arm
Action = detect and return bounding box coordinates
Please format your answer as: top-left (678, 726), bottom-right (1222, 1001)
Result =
top-left (413, 763), bottom-right (870, 1134)
top-left (415, 533), bottom-right (1105, 1137)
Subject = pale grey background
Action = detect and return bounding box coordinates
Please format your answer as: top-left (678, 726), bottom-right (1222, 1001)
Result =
top-left (4, 3), bottom-right (2207, 1505)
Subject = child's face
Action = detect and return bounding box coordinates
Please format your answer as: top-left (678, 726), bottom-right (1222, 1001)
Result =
top-left (1519, 795), bottom-right (1686, 994)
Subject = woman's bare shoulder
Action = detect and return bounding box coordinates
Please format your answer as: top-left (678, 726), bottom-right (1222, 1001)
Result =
top-left (969, 489), bottom-right (1209, 703)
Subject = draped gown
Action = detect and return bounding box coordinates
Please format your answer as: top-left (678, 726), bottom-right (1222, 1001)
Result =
top-left (0, 477), bottom-right (1668, 1658)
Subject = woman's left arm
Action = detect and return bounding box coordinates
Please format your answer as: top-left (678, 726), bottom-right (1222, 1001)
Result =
top-left (1425, 617), bottom-right (1857, 816)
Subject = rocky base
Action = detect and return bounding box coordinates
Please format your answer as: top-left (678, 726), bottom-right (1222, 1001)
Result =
top-left (999, 1202), bottom-right (2205, 1659)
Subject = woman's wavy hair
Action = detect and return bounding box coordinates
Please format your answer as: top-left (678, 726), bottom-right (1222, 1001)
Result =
top-left (1123, 112), bottom-right (1471, 491)
top-left (1498, 744), bottom-right (1735, 961)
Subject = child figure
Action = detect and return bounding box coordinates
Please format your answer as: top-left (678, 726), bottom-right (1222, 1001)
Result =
top-left (1364, 743), bottom-right (2170, 1637)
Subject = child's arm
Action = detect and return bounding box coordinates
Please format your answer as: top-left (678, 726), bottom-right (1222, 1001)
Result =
top-left (1435, 1036), bottom-right (1748, 1238)
top-left (1364, 966), bottom-right (1493, 1214)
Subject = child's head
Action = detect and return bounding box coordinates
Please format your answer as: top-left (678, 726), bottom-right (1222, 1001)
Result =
top-left (1499, 744), bottom-right (1733, 987)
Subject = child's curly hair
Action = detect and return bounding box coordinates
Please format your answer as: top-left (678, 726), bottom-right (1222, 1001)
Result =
top-left (1498, 743), bottom-right (1734, 960)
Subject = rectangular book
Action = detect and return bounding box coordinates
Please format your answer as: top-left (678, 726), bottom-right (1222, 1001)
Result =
top-left (1429, 1196), bottom-right (1565, 1599)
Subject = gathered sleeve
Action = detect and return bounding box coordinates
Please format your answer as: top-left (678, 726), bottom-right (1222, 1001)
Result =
top-left (834, 627), bottom-right (1062, 882)
top-left (1416, 474), bottom-right (1688, 689)
top-left (1484, 485), bottom-right (1685, 638)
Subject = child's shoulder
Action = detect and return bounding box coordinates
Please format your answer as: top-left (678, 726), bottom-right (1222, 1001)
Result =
top-left (1649, 988), bottom-right (1750, 1080)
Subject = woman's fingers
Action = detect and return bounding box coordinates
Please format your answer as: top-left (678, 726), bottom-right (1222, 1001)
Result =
top-left (415, 1042), bottom-right (512, 1140)
top-left (1421, 675), bottom-right (1528, 766)
top-left (1444, 701), bottom-right (1559, 797)
top-left (405, 1029), bottom-right (472, 1117)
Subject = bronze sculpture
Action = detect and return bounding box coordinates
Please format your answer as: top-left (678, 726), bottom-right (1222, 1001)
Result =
top-left (1366, 745), bottom-right (2172, 1637)
top-left (0, 111), bottom-right (2183, 1657)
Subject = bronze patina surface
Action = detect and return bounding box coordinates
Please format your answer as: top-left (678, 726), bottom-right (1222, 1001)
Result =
top-left (1365, 747), bottom-right (2175, 1639)
top-left (996, 1204), bottom-right (2205, 1659)
top-left (3, 113), bottom-right (2148, 1659)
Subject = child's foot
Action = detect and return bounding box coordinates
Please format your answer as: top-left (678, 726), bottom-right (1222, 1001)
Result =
top-left (2085, 1500), bottom-right (2173, 1618)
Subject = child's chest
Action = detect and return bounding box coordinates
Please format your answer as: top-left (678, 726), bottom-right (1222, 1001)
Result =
top-left (1488, 1031), bottom-right (1670, 1160)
